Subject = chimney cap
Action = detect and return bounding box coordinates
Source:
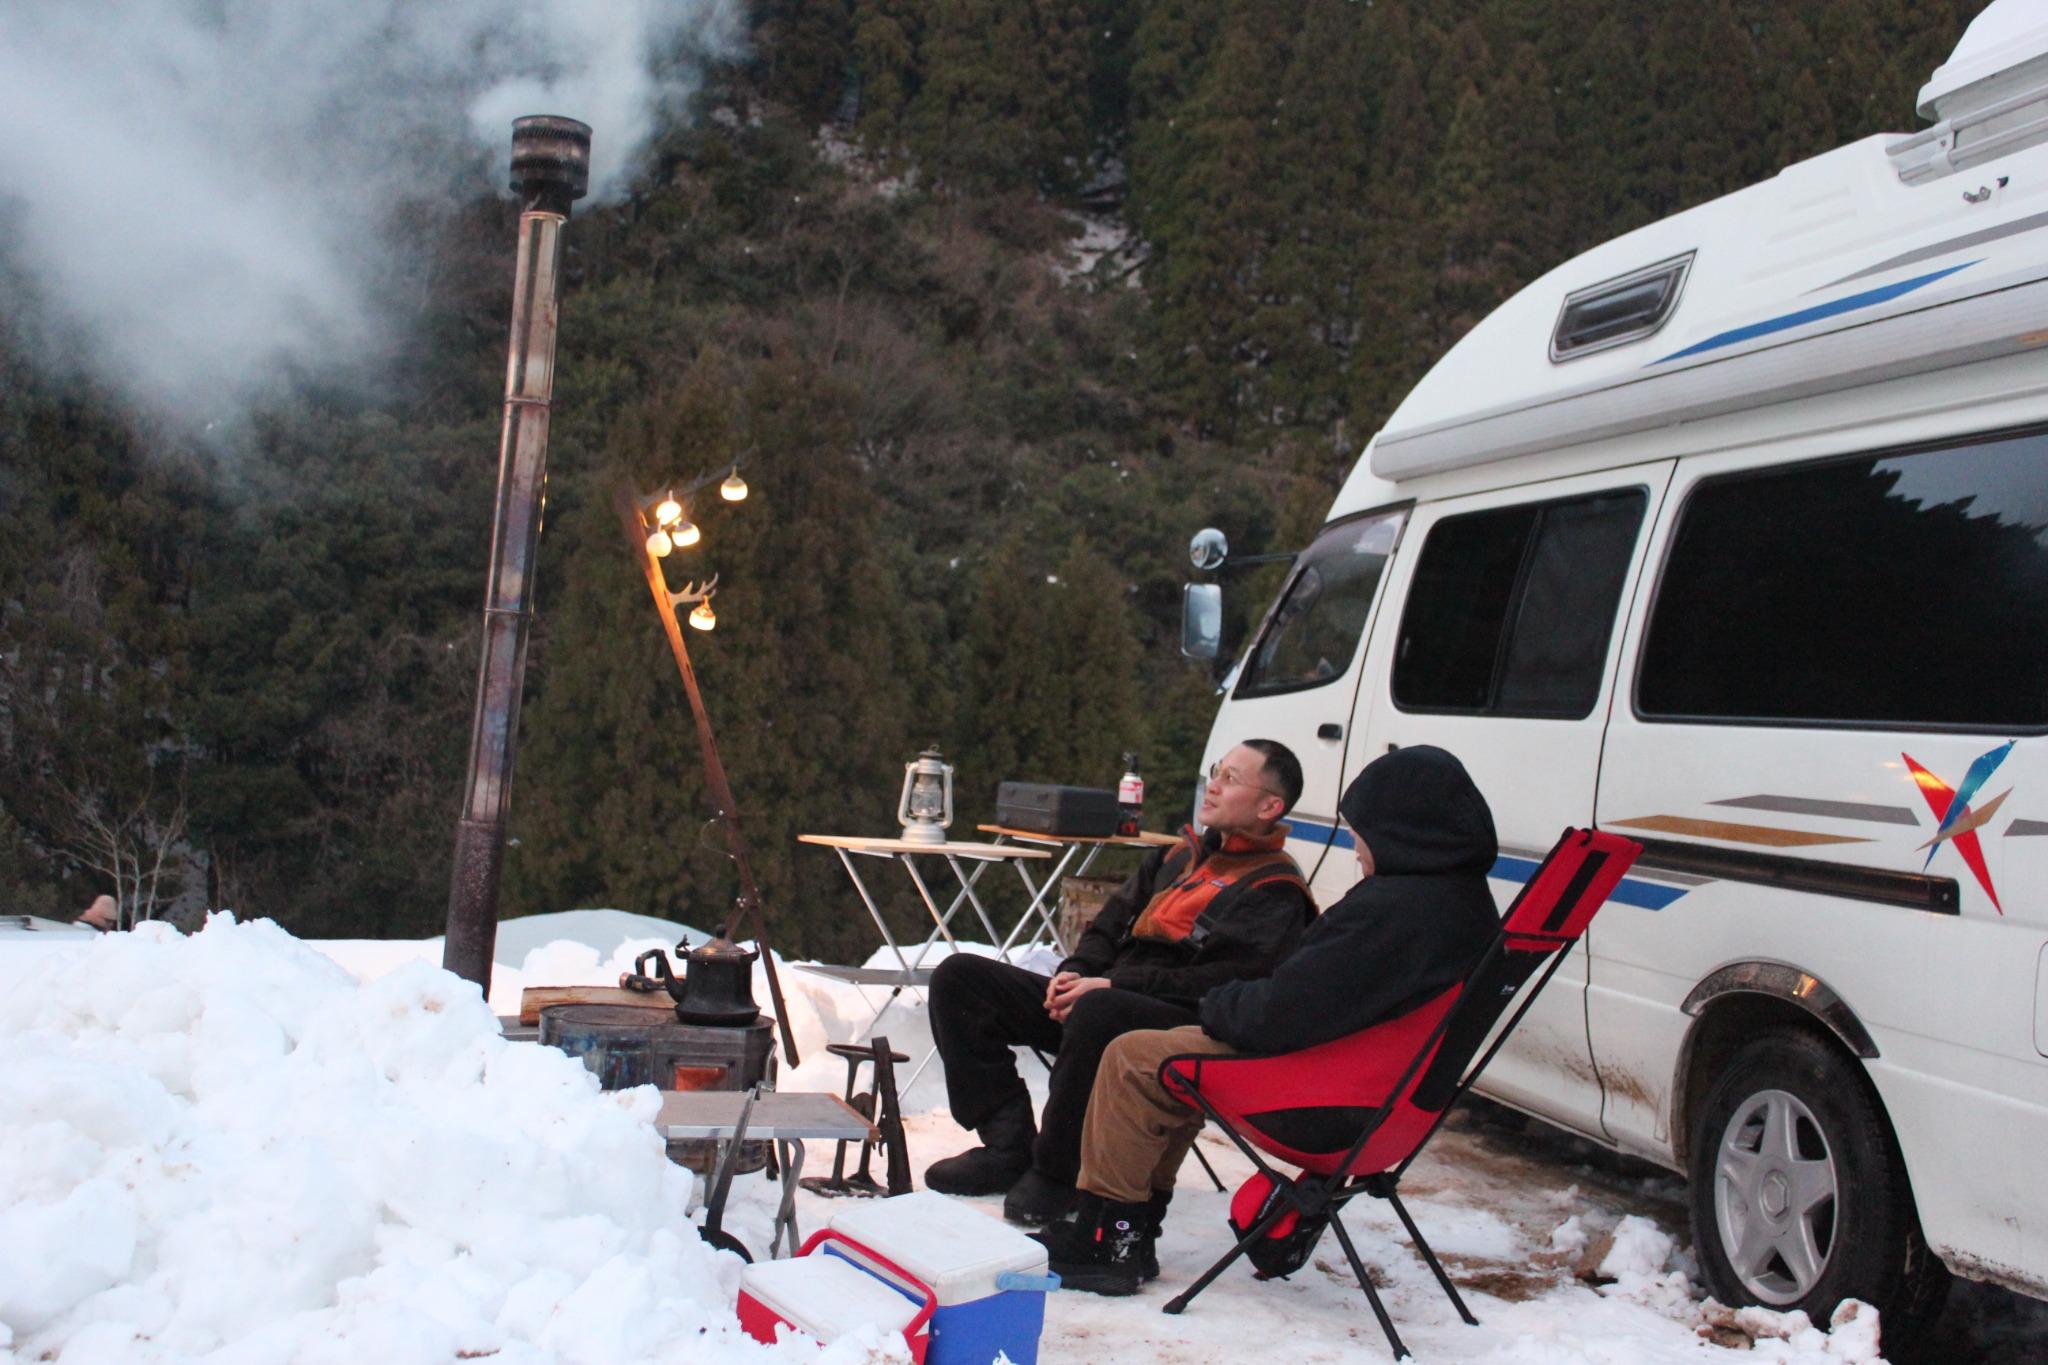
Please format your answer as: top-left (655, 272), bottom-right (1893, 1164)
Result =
top-left (509, 115), bottom-right (592, 209)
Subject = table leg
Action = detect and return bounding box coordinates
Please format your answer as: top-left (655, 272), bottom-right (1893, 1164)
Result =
top-left (902, 1043), bottom-right (941, 1093)
top-left (772, 1138), bottom-right (806, 1258)
top-left (834, 847), bottom-right (921, 1038)
top-left (995, 842), bottom-right (1079, 959)
top-left (942, 854), bottom-right (1010, 949)
top-left (924, 853), bottom-right (999, 952)
top-left (901, 854), bottom-right (1009, 971)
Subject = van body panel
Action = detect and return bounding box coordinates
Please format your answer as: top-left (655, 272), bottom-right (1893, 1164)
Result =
top-left (1589, 417), bottom-right (2048, 1253)
top-left (1339, 461), bottom-right (1674, 1134)
top-left (2034, 945), bottom-right (2048, 1059)
top-left (1874, 1056), bottom-right (2048, 1296)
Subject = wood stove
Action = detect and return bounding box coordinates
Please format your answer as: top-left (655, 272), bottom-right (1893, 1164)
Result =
top-left (540, 1003), bottom-right (777, 1174)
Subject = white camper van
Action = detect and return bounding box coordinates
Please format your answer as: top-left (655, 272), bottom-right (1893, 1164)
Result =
top-left (1186, 1), bottom-right (2048, 1343)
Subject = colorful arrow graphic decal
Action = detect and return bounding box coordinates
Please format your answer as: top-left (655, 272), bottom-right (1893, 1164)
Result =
top-left (1902, 740), bottom-right (2014, 913)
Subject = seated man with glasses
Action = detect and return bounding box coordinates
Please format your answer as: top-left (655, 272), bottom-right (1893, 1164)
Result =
top-left (925, 740), bottom-right (1315, 1225)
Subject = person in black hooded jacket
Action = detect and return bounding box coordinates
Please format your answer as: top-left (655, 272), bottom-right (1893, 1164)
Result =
top-left (1035, 745), bottom-right (1501, 1295)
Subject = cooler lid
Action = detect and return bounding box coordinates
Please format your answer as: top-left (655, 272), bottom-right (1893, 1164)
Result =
top-left (740, 1255), bottom-right (923, 1340)
top-left (827, 1192), bottom-right (1048, 1303)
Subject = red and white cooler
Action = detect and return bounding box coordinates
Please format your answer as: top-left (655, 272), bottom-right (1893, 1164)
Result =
top-left (738, 1231), bottom-right (935, 1360)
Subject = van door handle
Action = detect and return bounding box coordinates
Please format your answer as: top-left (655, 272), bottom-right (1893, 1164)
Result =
top-left (1317, 723), bottom-right (1342, 741)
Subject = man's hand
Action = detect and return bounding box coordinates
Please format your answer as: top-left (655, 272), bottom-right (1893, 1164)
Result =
top-left (1043, 971), bottom-right (1077, 1011)
top-left (1046, 974), bottom-right (1111, 1022)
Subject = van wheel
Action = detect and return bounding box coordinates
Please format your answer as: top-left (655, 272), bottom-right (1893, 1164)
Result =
top-left (1688, 1027), bottom-right (1948, 1354)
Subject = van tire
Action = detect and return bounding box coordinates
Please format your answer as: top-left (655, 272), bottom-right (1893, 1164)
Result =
top-left (1687, 1027), bottom-right (1949, 1357)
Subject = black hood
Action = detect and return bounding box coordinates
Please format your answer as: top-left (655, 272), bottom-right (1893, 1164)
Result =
top-left (1338, 745), bottom-right (1497, 876)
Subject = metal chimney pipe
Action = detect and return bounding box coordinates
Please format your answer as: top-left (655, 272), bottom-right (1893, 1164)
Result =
top-left (444, 116), bottom-right (592, 992)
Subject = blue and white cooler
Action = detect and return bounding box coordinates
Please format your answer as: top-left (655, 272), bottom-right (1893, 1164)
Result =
top-left (826, 1191), bottom-right (1057, 1365)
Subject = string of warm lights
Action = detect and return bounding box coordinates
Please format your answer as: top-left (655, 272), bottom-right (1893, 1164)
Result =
top-left (634, 463), bottom-right (749, 632)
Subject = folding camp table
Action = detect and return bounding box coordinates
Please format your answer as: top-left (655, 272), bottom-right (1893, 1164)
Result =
top-left (971, 824), bottom-right (1178, 956)
top-left (658, 1089), bottom-right (875, 1259)
top-left (795, 834), bottom-right (1051, 1040)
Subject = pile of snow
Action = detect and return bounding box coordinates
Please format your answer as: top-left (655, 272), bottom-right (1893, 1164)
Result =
top-left (309, 909), bottom-right (710, 1019)
top-left (490, 910), bottom-right (710, 972)
top-left (0, 917), bottom-right (904, 1364)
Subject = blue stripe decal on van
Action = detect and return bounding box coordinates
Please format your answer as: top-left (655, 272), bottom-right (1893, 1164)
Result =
top-left (1284, 814), bottom-right (1350, 848)
top-left (1287, 814), bottom-right (1690, 910)
top-left (1652, 261), bottom-right (1977, 364)
top-left (1489, 853), bottom-right (1690, 910)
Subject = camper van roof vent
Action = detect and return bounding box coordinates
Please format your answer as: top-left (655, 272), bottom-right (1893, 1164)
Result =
top-left (1548, 252), bottom-right (1693, 363)
top-left (1892, 0), bottom-right (2048, 184)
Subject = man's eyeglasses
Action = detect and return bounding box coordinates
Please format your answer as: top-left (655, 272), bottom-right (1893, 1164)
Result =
top-left (1207, 761), bottom-right (1282, 801)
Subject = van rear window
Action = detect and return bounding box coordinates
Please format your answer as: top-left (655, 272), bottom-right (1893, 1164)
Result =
top-left (1637, 429), bottom-right (2048, 729)
top-left (1394, 489), bottom-right (1646, 718)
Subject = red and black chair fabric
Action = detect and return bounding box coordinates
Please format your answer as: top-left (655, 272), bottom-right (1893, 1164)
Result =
top-left (1158, 827), bottom-right (1642, 1360)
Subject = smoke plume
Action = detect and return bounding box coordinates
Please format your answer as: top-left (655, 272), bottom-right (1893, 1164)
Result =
top-left (0, 1), bottom-right (743, 424)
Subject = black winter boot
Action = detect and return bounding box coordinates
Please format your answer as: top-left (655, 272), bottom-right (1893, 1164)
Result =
top-left (924, 1096), bottom-right (1036, 1195)
top-left (1136, 1189), bottom-right (1171, 1283)
top-left (1002, 1167), bottom-right (1078, 1226)
top-left (1033, 1194), bottom-right (1155, 1297)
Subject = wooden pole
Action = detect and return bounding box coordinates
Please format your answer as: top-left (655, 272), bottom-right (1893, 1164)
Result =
top-left (618, 492), bottom-right (799, 1067)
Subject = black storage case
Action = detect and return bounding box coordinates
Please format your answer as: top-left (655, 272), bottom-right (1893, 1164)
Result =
top-left (996, 781), bottom-right (1120, 837)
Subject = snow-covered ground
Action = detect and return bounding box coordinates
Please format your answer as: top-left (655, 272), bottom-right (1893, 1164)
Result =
top-left (3, 917), bottom-right (2043, 1363)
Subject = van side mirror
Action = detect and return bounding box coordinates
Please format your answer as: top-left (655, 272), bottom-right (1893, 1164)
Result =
top-left (1181, 583), bottom-right (1222, 659)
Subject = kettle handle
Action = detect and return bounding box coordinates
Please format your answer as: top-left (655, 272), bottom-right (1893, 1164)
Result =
top-left (619, 947), bottom-right (677, 994)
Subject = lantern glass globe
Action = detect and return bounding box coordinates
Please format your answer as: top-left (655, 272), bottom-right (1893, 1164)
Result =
top-left (720, 471), bottom-right (749, 502)
top-left (645, 529), bottom-right (673, 558)
top-left (688, 600), bottom-right (717, 631)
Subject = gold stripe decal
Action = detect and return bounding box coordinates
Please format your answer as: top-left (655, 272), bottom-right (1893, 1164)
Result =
top-left (1608, 815), bottom-right (1870, 848)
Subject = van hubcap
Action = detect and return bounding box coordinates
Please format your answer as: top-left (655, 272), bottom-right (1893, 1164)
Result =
top-left (1713, 1088), bottom-right (1837, 1305)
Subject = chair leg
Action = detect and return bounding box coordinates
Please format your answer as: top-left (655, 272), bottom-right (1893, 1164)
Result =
top-left (1161, 1198), bottom-right (1290, 1316)
top-left (1188, 1140), bottom-right (1226, 1193)
top-left (1328, 1211), bottom-right (1412, 1362)
top-left (1385, 1189), bottom-right (1478, 1327)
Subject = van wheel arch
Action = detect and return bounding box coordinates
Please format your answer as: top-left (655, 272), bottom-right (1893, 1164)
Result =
top-left (1672, 963), bottom-right (1877, 1168)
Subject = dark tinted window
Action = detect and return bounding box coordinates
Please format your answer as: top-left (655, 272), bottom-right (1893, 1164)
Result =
top-left (1639, 430), bottom-right (2048, 728)
top-left (1236, 510), bottom-right (1404, 699)
top-left (1395, 489), bottom-right (1646, 718)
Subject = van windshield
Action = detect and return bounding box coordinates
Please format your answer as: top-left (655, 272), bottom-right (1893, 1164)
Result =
top-left (1235, 511), bottom-right (1404, 699)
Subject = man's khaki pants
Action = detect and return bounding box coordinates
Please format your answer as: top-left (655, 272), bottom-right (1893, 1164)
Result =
top-left (1077, 1024), bottom-right (1241, 1203)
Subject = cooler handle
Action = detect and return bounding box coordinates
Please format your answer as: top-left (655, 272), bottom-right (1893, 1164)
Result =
top-left (795, 1229), bottom-right (937, 1339)
top-left (996, 1271), bottom-right (1061, 1293)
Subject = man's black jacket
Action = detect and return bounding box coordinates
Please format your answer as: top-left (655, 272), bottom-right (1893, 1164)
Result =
top-left (1058, 826), bottom-right (1313, 1011)
top-left (1200, 747), bottom-right (1500, 1053)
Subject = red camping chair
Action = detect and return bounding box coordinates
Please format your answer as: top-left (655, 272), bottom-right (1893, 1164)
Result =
top-left (1158, 827), bottom-right (1642, 1361)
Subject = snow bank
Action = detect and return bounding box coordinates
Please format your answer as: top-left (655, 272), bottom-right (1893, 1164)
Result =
top-left (0, 916), bottom-right (905, 1365)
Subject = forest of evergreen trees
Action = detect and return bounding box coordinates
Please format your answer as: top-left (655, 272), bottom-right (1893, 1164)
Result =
top-left (0, 0), bottom-right (1984, 957)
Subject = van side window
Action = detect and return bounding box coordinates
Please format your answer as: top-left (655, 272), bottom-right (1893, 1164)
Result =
top-left (1638, 429), bottom-right (2048, 729)
top-left (1234, 510), bottom-right (1405, 699)
top-left (1393, 489), bottom-right (1647, 718)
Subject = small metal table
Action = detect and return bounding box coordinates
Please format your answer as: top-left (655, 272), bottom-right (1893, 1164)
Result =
top-left (796, 834), bottom-right (1051, 1038)
top-left (657, 1090), bottom-right (875, 1259)
top-left (973, 824), bottom-right (1180, 956)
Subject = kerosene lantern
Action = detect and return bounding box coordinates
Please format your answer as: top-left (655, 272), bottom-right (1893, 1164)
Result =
top-left (897, 745), bottom-right (955, 845)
